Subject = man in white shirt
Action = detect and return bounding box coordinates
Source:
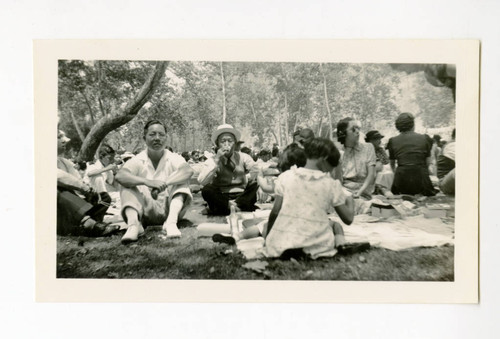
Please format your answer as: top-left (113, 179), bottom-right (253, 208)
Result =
top-left (115, 120), bottom-right (194, 244)
top-left (57, 130), bottom-right (119, 237)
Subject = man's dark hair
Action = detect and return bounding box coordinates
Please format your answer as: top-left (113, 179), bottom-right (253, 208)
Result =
top-left (143, 119), bottom-right (167, 137)
top-left (181, 151), bottom-right (190, 161)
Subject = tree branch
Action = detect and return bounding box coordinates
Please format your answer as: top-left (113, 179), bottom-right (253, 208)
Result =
top-left (78, 61), bottom-right (169, 161)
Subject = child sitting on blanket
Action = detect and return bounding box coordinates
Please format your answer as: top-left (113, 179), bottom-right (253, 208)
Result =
top-left (212, 143), bottom-right (306, 245)
top-left (264, 138), bottom-right (370, 258)
top-left (214, 138), bottom-right (370, 258)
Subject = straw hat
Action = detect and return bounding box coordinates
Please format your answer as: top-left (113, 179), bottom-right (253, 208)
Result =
top-left (211, 124), bottom-right (241, 145)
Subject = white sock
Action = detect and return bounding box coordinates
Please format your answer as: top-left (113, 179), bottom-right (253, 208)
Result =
top-left (164, 196), bottom-right (184, 231)
top-left (124, 207), bottom-right (140, 226)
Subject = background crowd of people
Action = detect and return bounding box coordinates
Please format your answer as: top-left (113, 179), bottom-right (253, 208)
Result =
top-left (57, 113), bottom-right (455, 258)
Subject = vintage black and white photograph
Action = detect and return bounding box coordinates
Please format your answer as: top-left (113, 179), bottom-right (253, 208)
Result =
top-left (35, 40), bottom-right (479, 302)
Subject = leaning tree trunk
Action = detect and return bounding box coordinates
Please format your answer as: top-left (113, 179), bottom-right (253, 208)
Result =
top-left (220, 62), bottom-right (227, 124)
top-left (78, 61), bottom-right (168, 161)
top-left (70, 110), bottom-right (86, 142)
top-left (320, 63), bottom-right (333, 140)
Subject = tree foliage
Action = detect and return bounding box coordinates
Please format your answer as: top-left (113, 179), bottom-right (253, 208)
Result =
top-left (58, 60), bottom-right (455, 158)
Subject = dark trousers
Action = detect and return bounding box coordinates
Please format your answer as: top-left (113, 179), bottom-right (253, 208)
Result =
top-left (201, 181), bottom-right (259, 216)
top-left (57, 190), bottom-right (111, 235)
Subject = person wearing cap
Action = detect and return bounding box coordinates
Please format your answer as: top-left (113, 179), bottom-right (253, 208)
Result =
top-left (198, 124), bottom-right (259, 215)
top-left (57, 130), bottom-right (119, 237)
top-left (386, 113), bottom-right (436, 196)
top-left (115, 120), bottom-right (194, 244)
top-left (365, 130), bottom-right (389, 172)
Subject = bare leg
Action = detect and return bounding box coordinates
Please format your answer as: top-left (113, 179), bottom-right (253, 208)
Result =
top-left (331, 221), bottom-right (346, 247)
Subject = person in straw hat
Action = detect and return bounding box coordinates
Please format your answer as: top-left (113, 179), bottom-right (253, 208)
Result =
top-left (198, 124), bottom-right (259, 216)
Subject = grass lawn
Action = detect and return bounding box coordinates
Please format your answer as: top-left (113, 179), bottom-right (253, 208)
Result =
top-left (57, 191), bottom-right (454, 281)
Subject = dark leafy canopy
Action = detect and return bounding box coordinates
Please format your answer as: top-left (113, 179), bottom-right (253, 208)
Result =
top-left (58, 61), bottom-right (455, 159)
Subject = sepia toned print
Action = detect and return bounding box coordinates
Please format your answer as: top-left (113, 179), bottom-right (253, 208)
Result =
top-left (34, 40), bottom-right (479, 302)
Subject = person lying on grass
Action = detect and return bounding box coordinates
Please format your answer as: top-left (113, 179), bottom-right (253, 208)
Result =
top-left (115, 120), bottom-right (194, 244)
top-left (214, 138), bottom-right (370, 258)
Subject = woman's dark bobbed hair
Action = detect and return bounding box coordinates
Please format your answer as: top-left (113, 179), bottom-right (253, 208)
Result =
top-left (336, 117), bottom-right (354, 145)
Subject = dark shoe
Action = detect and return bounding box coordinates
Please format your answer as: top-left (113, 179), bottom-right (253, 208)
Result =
top-left (212, 233), bottom-right (236, 245)
top-left (337, 242), bottom-right (371, 255)
top-left (99, 224), bottom-right (121, 237)
top-left (82, 221), bottom-right (119, 237)
top-left (93, 222), bottom-right (120, 237)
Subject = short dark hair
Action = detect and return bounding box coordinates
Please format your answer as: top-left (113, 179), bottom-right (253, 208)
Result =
top-left (143, 119), bottom-right (167, 137)
top-left (181, 151), bottom-right (190, 161)
top-left (240, 146), bottom-right (252, 155)
top-left (98, 144), bottom-right (115, 159)
top-left (271, 146), bottom-right (279, 157)
top-left (336, 117), bottom-right (354, 145)
top-left (451, 128), bottom-right (456, 140)
top-left (395, 113), bottom-right (415, 132)
top-left (304, 137), bottom-right (340, 168)
top-left (278, 143), bottom-right (306, 172)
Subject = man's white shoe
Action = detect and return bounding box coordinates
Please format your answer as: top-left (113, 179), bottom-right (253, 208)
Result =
top-left (162, 223), bottom-right (181, 238)
top-left (121, 224), bottom-right (145, 244)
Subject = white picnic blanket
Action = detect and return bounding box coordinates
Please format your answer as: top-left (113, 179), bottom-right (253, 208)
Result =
top-left (329, 214), bottom-right (454, 251)
top-left (234, 213), bottom-right (454, 259)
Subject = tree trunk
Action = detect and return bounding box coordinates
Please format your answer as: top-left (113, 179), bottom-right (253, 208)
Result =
top-left (284, 93), bottom-right (290, 145)
top-left (79, 89), bottom-right (95, 125)
top-left (320, 63), bottom-right (333, 140)
top-left (292, 113), bottom-right (299, 134)
top-left (69, 110), bottom-right (85, 142)
top-left (78, 61), bottom-right (168, 161)
top-left (317, 114), bottom-right (323, 137)
top-left (96, 61), bottom-right (107, 117)
top-left (277, 100), bottom-right (282, 147)
top-left (269, 129), bottom-right (279, 145)
top-left (220, 62), bottom-right (227, 124)
top-left (250, 101), bottom-right (257, 122)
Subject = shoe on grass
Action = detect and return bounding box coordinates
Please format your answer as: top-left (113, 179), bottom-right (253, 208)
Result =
top-left (212, 233), bottom-right (236, 245)
top-left (121, 224), bottom-right (145, 244)
top-left (337, 242), bottom-right (371, 255)
top-left (96, 223), bottom-right (121, 237)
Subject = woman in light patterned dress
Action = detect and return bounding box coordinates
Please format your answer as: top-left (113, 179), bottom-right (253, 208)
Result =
top-left (336, 117), bottom-right (376, 200)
